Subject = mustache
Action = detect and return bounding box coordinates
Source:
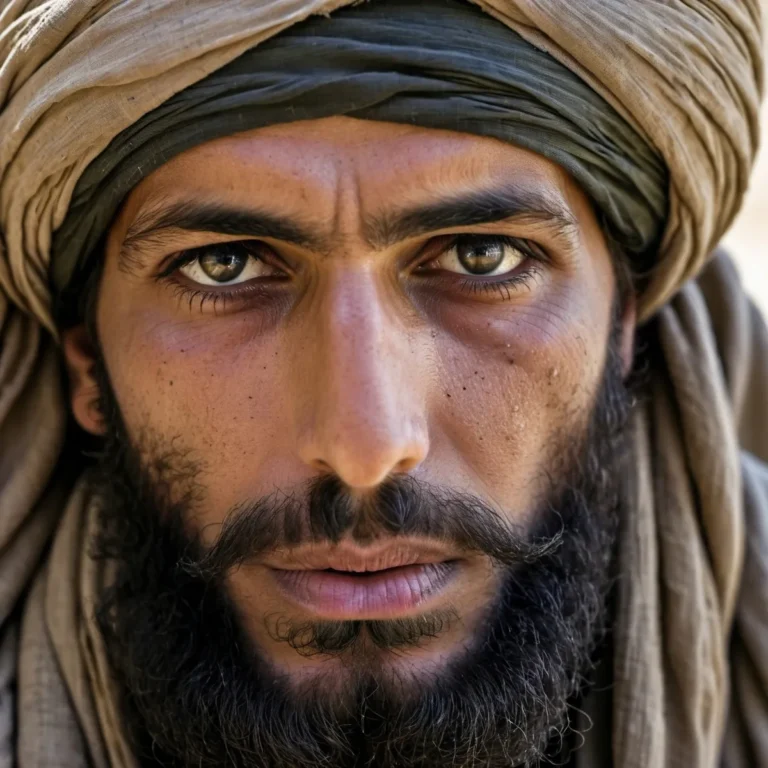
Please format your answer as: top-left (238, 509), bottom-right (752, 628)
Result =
top-left (180, 474), bottom-right (563, 581)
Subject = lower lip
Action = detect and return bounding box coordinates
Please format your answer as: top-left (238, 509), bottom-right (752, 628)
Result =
top-left (270, 562), bottom-right (459, 619)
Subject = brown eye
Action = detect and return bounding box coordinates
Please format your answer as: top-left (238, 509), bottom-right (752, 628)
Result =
top-left (455, 236), bottom-right (507, 274)
top-left (198, 245), bottom-right (250, 283)
top-left (423, 235), bottom-right (526, 278)
top-left (178, 242), bottom-right (278, 287)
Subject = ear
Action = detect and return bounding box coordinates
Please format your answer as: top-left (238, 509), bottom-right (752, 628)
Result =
top-left (618, 292), bottom-right (637, 379)
top-left (61, 325), bottom-right (106, 436)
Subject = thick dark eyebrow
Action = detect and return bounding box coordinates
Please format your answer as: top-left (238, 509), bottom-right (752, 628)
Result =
top-left (363, 185), bottom-right (579, 250)
top-left (121, 201), bottom-right (329, 268)
top-left (120, 184), bottom-right (578, 271)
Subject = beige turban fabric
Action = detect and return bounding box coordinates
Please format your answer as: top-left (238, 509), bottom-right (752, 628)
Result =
top-left (0, 1), bottom-right (766, 767)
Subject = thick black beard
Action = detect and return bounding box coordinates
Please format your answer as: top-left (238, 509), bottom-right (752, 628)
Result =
top-left (89, 331), bottom-right (631, 768)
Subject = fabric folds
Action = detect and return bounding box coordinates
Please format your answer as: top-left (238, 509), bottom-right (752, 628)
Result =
top-left (49, 0), bottom-right (668, 323)
top-left (0, 1), bottom-right (765, 767)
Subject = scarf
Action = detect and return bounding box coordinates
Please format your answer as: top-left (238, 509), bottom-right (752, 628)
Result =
top-left (48, 0), bottom-right (668, 323)
top-left (0, 1), bottom-right (765, 766)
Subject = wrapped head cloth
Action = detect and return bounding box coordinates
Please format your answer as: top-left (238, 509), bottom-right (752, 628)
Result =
top-left (47, 0), bottom-right (669, 323)
top-left (0, 1), bottom-right (766, 767)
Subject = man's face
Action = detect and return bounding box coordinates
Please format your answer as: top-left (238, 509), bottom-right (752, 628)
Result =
top-left (64, 116), bottom-right (635, 766)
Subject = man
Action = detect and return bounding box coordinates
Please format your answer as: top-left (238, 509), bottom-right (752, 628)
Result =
top-left (0, 0), bottom-right (766, 766)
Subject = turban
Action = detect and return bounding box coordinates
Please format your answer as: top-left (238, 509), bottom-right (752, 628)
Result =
top-left (49, 0), bottom-right (668, 323)
top-left (0, 1), bottom-right (766, 768)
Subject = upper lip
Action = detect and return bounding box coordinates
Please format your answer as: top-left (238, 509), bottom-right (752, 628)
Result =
top-left (261, 539), bottom-right (457, 573)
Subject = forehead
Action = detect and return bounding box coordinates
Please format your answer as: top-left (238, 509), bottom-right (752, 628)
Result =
top-left (120, 116), bottom-right (586, 222)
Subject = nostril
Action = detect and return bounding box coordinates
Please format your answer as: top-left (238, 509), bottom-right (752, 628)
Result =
top-left (394, 456), bottom-right (421, 474)
top-left (310, 458), bottom-right (334, 474)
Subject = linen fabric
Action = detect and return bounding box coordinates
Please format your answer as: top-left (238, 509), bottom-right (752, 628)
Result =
top-left (0, 1), bottom-right (766, 767)
top-left (49, 0), bottom-right (668, 323)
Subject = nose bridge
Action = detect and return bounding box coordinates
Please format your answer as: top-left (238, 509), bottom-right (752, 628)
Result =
top-left (296, 268), bottom-right (428, 489)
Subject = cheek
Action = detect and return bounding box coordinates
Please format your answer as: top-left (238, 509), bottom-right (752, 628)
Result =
top-left (98, 255), bottom-right (613, 525)
top-left (100, 308), bottom-right (292, 504)
top-left (431, 286), bottom-right (610, 509)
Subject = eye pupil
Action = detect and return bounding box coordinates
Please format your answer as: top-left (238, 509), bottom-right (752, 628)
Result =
top-left (456, 237), bottom-right (505, 274)
top-left (199, 247), bottom-right (249, 282)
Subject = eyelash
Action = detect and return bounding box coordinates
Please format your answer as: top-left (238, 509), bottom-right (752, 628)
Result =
top-left (157, 235), bottom-right (546, 312)
top-left (421, 235), bottom-right (545, 300)
top-left (157, 244), bottom-right (284, 313)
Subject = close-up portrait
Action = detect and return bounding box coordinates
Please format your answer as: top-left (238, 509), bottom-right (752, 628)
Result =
top-left (0, 1), bottom-right (766, 767)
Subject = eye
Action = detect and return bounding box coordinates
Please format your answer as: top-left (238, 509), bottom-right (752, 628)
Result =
top-left (177, 242), bottom-right (280, 286)
top-left (424, 235), bottom-right (527, 277)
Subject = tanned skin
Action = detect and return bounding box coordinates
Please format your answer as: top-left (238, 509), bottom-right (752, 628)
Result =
top-left (63, 115), bottom-right (635, 713)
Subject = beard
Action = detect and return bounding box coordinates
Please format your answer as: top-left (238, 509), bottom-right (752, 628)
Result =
top-left (88, 321), bottom-right (632, 768)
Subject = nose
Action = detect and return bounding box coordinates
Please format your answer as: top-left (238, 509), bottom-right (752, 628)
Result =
top-left (295, 270), bottom-right (429, 490)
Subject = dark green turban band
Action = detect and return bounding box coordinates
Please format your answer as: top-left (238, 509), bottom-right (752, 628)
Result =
top-left (52, 0), bottom-right (668, 322)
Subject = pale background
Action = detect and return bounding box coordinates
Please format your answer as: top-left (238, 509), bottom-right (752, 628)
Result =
top-left (724, 42), bottom-right (767, 316)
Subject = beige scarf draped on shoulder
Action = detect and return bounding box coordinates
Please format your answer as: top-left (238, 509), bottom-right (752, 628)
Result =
top-left (0, 1), bottom-right (766, 766)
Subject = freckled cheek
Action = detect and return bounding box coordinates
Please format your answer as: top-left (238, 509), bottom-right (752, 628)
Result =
top-left (432, 304), bottom-right (605, 502)
top-left (103, 323), bottom-right (289, 492)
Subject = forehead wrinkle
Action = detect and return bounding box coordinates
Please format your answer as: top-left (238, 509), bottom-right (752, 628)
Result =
top-left (327, 158), bottom-right (365, 248)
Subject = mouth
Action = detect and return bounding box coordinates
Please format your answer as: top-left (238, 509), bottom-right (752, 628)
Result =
top-left (265, 542), bottom-right (462, 620)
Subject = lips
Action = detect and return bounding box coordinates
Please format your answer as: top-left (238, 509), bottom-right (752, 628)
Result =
top-left (265, 541), bottom-right (461, 619)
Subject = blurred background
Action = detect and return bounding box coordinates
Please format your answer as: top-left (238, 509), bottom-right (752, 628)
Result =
top-left (724, 51), bottom-right (767, 317)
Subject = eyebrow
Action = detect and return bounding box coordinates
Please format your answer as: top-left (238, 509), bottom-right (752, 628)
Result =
top-left (120, 183), bottom-right (579, 269)
top-left (120, 202), bottom-right (327, 268)
top-left (366, 185), bottom-right (578, 249)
